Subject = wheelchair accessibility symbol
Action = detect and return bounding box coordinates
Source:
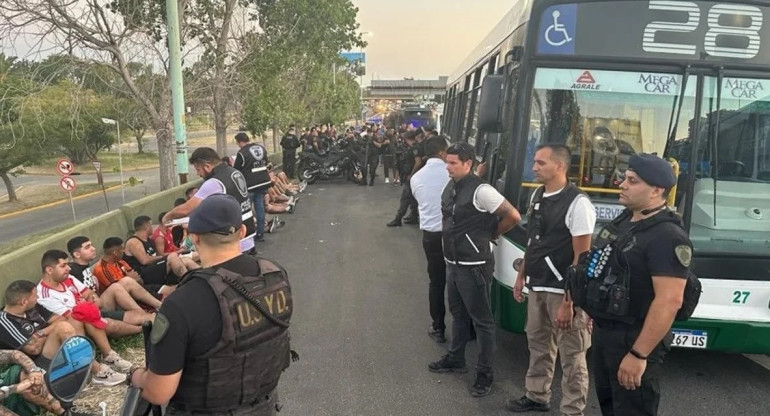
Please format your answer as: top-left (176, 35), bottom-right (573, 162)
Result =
top-left (545, 10), bottom-right (572, 47)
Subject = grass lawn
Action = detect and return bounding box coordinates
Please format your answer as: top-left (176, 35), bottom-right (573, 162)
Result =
top-left (0, 181), bottom-right (120, 216)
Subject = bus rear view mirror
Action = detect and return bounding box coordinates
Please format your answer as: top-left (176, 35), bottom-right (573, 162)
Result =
top-left (478, 74), bottom-right (504, 133)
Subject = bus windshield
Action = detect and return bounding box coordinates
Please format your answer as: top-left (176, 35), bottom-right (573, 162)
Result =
top-left (684, 75), bottom-right (770, 256)
top-left (523, 68), bottom-right (696, 221)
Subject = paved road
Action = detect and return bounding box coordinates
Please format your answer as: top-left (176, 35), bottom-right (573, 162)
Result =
top-left (255, 177), bottom-right (770, 416)
top-left (0, 169), bottom-right (162, 240)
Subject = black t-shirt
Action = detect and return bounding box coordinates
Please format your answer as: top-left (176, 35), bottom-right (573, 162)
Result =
top-left (613, 213), bottom-right (691, 321)
top-left (148, 254), bottom-right (261, 376)
top-left (69, 262), bottom-right (98, 292)
top-left (0, 305), bottom-right (53, 350)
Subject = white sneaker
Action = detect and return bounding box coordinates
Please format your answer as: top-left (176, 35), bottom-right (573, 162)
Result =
top-left (385, 178), bottom-right (390, 184)
top-left (103, 350), bottom-right (132, 372)
top-left (269, 218), bottom-right (278, 233)
top-left (299, 181), bottom-right (308, 193)
top-left (92, 364), bottom-right (127, 387)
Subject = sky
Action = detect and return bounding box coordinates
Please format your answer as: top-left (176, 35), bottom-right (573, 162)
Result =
top-left (351, 0), bottom-right (513, 85)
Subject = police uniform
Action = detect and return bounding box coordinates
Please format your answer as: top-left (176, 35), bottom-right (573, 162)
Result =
top-left (234, 141), bottom-right (271, 242)
top-left (570, 154), bottom-right (692, 416)
top-left (387, 134), bottom-right (422, 225)
top-left (201, 163), bottom-right (258, 252)
top-left (428, 172), bottom-right (502, 396)
top-left (511, 183), bottom-right (594, 414)
top-left (280, 132), bottom-right (300, 178)
top-left (147, 194), bottom-right (293, 416)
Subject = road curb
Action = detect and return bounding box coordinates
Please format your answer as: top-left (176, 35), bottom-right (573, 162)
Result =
top-left (0, 184), bottom-right (125, 220)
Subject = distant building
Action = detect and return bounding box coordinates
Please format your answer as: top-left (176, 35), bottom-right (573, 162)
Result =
top-left (366, 76), bottom-right (448, 102)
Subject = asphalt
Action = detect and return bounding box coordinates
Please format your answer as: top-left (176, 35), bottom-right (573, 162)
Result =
top-left (249, 177), bottom-right (770, 416)
top-left (0, 169), bottom-right (161, 240)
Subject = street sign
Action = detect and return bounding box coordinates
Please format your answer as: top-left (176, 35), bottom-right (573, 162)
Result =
top-left (56, 158), bottom-right (74, 176)
top-left (92, 161), bottom-right (102, 173)
top-left (59, 176), bottom-right (77, 193)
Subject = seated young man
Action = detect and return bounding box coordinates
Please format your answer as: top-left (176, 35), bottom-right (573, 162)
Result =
top-left (0, 281), bottom-right (125, 387)
top-left (37, 249), bottom-right (153, 339)
top-left (67, 236), bottom-right (162, 312)
top-left (123, 217), bottom-right (199, 291)
top-left (152, 212), bottom-right (180, 255)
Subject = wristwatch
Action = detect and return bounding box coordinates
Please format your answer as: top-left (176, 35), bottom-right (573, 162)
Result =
top-left (629, 348), bottom-right (648, 360)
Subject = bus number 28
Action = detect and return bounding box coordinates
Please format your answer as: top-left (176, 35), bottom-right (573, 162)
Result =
top-left (643, 1), bottom-right (763, 59)
top-left (732, 291), bottom-right (750, 304)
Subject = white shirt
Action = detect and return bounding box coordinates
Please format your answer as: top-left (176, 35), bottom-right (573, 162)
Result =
top-left (36, 276), bottom-right (89, 317)
top-left (411, 158), bottom-right (450, 232)
top-left (473, 184), bottom-right (506, 214)
top-left (529, 186), bottom-right (597, 236)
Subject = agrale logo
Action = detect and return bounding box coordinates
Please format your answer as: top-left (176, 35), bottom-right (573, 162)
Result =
top-left (571, 71), bottom-right (600, 90)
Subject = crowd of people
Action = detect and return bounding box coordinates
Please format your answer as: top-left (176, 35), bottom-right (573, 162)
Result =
top-left (0, 131), bottom-right (308, 415)
top-left (396, 132), bottom-right (692, 416)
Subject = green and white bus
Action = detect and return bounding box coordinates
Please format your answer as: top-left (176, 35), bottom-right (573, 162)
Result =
top-left (443, 0), bottom-right (770, 354)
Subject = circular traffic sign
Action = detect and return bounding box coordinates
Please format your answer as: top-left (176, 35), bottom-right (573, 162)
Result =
top-left (59, 176), bottom-right (77, 193)
top-left (56, 158), bottom-right (74, 176)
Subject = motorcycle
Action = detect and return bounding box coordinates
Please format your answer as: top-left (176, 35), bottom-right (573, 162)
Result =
top-left (296, 140), bottom-right (364, 184)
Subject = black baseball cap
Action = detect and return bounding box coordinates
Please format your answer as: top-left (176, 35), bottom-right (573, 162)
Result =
top-left (627, 153), bottom-right (676, 189)
top-left (188, 194), bottom-right (242, 235)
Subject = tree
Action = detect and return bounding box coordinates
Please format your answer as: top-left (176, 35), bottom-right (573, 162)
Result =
top-left (240, 0), bottom-right (364, 134)
top-left (0, 54), bottom-right (45, 202)
top-left (0, 0), bottom-right (177, 189)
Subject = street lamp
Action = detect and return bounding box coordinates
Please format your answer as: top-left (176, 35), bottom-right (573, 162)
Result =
top-left (101, 118), bottom-right (125, 203)
top-left (359, 31), bottom-right (373, 124)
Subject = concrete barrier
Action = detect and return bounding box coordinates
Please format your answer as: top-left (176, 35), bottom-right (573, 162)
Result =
top-left (0, 179), bottom-right (202, 292)
top-left (0, 153), bottom-right (288, 291)
top-left (0, 210), bottom-right (129, 293)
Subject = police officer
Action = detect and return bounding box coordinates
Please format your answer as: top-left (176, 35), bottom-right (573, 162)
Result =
top-left (428, 142), bottom-right (521, 397)
top-left (131, 194), bottom-right (293, 415)
top-left (572, 154), bottom-right (691, 416)
top-left (280, 125), bottom-right (300, 178)
top-left (233, 132), bottom-right (271, 243)
top-left (162, 147), bottom-right (257, 254)
top-left (386, 131), bottom-right (422, 226)
top-left (508, 144), bottom-right (595, 415)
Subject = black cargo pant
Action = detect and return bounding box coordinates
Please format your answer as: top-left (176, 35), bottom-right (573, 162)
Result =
top-left (593, 323), bottom-right (671, 416)
top-left (382, 154), bottom-right (394, 178)
top-left (394, 178), bottom-right (418, 221)
top-left (422, 231), bottom-right (446, 332)
top-left (282, 151), bottom-right (296, 179)
top-left (446, 262), bottom-right (496, 374)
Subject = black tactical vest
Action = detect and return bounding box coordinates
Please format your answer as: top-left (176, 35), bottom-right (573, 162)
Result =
top-left (171, 258), bottom-right (292, 412)
top-left (524, 184), bottom-right (584, 291)
top-left (206, 163), bottom-right (257, 242)
top-left (441, 174), bottom-right (498, 265)
top-left (236, 143), bottom-right (272, 192)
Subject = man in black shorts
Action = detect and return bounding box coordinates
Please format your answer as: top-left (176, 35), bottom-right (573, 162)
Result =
top-left (123, 216), bottom-right (199, 294)
top-left (130, 194), bottom-right (294, 415)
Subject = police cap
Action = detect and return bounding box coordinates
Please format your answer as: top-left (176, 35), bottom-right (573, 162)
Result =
top-left (627, 153), bottom-right (676, 189)
top-left (188, 194), bottom-right (242, 235)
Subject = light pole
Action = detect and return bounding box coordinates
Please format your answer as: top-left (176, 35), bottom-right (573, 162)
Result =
top-left (359, 31), bottom-right (373, 124)
top-left (101, 118), bottom-right (125, 203)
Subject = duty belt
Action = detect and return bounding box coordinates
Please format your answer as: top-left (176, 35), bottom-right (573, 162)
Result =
top-left (169, 390), bottom-right (275, 413)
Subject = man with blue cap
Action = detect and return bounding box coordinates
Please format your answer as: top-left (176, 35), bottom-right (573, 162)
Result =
top-left (570, 153), bottom-right (692, 416)
top-left (131, 194), bottom-right (295, 415)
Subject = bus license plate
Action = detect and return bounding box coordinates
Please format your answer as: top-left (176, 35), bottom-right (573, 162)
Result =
top-left (671, 329), bottom-right (707, 349)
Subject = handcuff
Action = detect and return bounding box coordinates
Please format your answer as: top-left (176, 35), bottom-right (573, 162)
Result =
top-left (127, 365), bottom-right (145, 386)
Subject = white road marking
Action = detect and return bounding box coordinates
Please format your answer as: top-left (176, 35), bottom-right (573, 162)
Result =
top-left (744, 354), bottom-right (770, 371)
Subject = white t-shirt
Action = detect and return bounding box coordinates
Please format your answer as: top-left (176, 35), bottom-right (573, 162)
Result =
top-left (473, 184), bottom-right (506, 214)
top-left (36, 276), bottom-right (89, 317)
top-left (529, 186), bottom-right (596, 236)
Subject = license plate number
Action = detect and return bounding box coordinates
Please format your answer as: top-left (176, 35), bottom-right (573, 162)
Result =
top-left (671, 329), bottom-right (707, 349)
